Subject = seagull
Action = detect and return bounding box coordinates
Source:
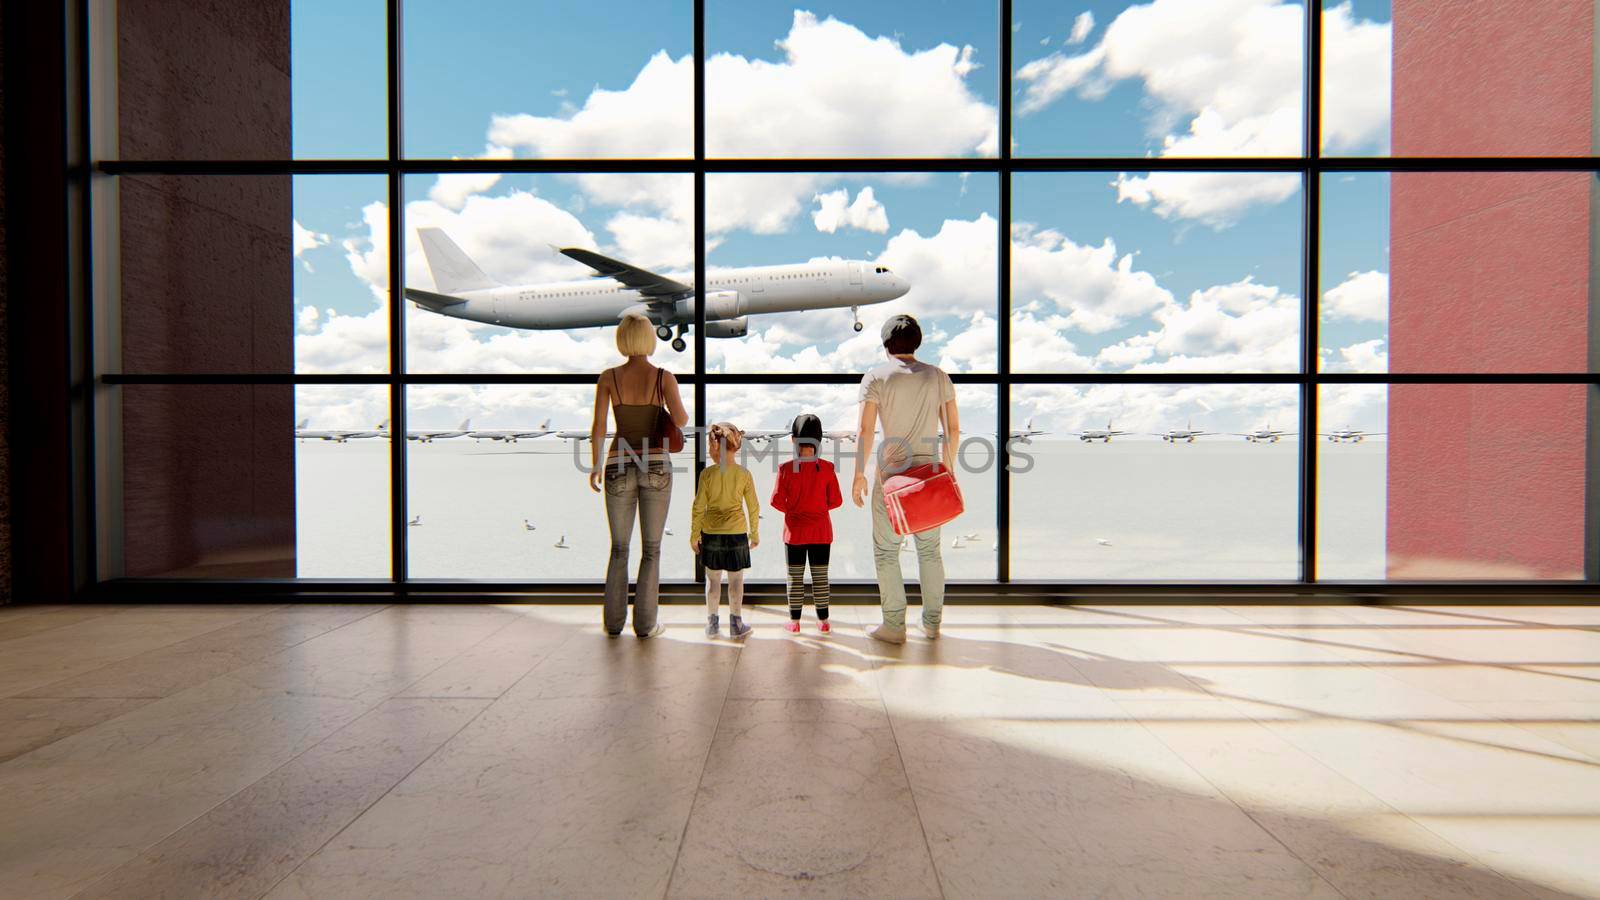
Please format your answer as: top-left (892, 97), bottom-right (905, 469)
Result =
top-left (664, 527), bottom-right (675, 536)
top-left (408, 516), bottom-right (422, 526)
top-left (554, 534), bottom-right (570, 549)
top-left (951, 536), bottom-right (964, 549)
top-left (961, 532), bottom-right (980, 541)
top-left (1096, 538), bottom-right (1113, 547)
top-left (523, 519), bottom-right (536, 531)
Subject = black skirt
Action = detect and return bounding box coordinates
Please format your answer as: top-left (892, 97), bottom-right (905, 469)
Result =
top-left (700, 533), bottom-right (751, 571)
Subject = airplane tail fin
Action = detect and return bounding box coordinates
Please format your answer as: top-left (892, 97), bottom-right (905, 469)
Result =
top-left (539, 418), bottom-right (551, 429)
top-left (377, 418), bottom-right (390, 430)
top-left (459, 418), bottom-right (471, 432)
top-left (417, 228), bottom-right (499, 294)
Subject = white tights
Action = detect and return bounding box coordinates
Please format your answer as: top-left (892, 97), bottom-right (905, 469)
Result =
top-left (705, 569), bottom-right (745, 618)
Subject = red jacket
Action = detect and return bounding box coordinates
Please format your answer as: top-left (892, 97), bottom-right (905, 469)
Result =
top-left (770, 457), bottom-right (843, 545)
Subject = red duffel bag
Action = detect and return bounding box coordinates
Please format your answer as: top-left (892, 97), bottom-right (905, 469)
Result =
top-left (881, 463), bottom-right (965, 537)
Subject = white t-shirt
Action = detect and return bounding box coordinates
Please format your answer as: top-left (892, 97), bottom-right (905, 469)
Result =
top-left (859, 357), bottom-right (956, 473)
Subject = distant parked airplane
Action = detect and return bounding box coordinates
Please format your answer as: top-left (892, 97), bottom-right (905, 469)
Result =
top-left (744, 428), bottom-right (859, 445)
top-left (294, 418), bottom-right (389, 442)
top-left (1010, 418), bottom-right (1048, 444)
top-left (1067, 420), bottom-right (1127, 443)
top-left (1154, 420), bottom-right (1209, 443)
top-left (407, 419), bottom-right (472, 442)
top-left (404, 228), bottom-right (910, 352)
top-left (1231, 424), bottom-right (1294, 443)
top-left (469, 419), bottom-right (554, 443)
top-left (1320, 427), bottom-right (1384, 443)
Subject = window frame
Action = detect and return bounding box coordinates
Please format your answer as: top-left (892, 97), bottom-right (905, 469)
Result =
top-left (82, 0), bottom-right (1600, 600)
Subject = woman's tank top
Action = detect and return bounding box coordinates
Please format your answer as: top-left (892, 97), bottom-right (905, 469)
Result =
top-left (609, 367), bottom-right (664, 458)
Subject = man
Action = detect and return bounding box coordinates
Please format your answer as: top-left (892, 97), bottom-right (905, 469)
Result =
top-left (852, 314), bottom-right (960, 643)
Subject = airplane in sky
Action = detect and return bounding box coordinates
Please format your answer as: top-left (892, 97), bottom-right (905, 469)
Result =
top-left (1154, 420), bottom-right (1209, 443)
top-left (1231, 424), bottom-right (1294, 443)
top-left (294, 418), bottom-right (389, 442)
top-left (468, 419), bottom-right (554, 443)
top-left (1066, 420), bottom-right (1128, 443)
top-left (1010, 418), bottom-right (1048, 443)
top-left (404, 228), bottom-right (911, 352)
top-left (407, 419), bottom-right (473, 442)
top-left (1320, 427), bottom-right (1385, 443)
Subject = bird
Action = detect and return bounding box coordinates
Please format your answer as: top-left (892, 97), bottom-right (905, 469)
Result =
top-left (664, 526), bottom-right (675, 536)
top-left (951, 536), bottom-right (963, 548)
top-left (1096, 538), bottom-right (1113, 547)
top-left (523, 519), bottom-right (536, 531)
top-left (961, 532), bottom-right (980, 541)
top-left (554, 534), bottom-right (570, 549)
top-left (408, 516), bottom-right (422, 526)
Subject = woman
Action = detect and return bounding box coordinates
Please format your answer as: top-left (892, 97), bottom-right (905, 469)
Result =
top-left (589, 313), bottom-right (690, 638)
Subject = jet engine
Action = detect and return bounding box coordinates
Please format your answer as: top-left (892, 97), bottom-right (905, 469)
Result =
top-left (703, 317), bottom-right (748, 338)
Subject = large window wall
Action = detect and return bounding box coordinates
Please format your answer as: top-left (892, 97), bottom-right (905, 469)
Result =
top-left (89, 0), bottom-right (1599, 592)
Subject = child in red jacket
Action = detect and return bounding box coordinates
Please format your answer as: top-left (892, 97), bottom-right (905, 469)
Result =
top-left (770, 413), bottom-right (843, 633)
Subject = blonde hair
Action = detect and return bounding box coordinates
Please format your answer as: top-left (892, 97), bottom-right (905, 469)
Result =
top-left (708, 421), bottom-right (743, 459)
top-left (615, 313), bottom-right (657, 358)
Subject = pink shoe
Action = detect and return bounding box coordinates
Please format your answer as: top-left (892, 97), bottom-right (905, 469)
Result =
top-left (818, 620), bottom-right (831, 634)
top-left (784, 620), bottom-right (800, 634)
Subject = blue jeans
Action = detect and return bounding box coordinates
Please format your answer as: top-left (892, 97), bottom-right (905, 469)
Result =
top-left (603, 460), bottom-right (672, 635)
top-left (871, 467), bottom-right (945, 629)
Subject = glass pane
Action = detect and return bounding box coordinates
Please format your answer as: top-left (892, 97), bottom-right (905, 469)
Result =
top-left (1012, 172), bottom-right (1303, 373)
top-left (706, 173), bottom-right (997, 374)
top-left (1010, 384), bottom-right (1302, 580)
top-left (401, 173), bottom-right (695, 375)
top-left (706, 2), bottom-right (998, 158)
top-left (109, 0), bottom-right (386, 159)
top-left (405, 384), bottom-right (697, 580)
top-left (112, 175), bottom-right (388, 375)
top-left (1320, 172), bottom-right (1597, 374)
top-left (1013, 0), bottom-right (1304, 157)
top-left (403, 0), bottom-right (692, 159)
top-left (704, 384), bottom-right (998, 581)
top-left (1322, 1), bottom-right (1598, 157)
top-left (1317, 384), bottom-right (1595, 581)
top-left (113, 385), bottom-right (390, 578)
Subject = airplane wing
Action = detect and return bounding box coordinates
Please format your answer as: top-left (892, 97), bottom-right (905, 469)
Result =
top-left (560, 248), bottom-right (692, 299)
top-left (823, 431), bottom-right (857, 442)
top-left (744, 430), bottom-right (789, 444)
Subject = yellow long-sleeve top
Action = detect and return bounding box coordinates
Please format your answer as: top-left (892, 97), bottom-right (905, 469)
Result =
top-left (690, 462), bottom-right (760, 544)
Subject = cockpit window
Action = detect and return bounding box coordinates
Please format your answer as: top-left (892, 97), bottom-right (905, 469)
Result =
top-left (875, 266), bottom-right (892, 274)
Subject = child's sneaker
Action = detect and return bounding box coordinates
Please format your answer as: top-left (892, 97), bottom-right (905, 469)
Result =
top-left (705, 615), bottom-right (719, 637)
top-left (817, 620), bottom-right (831, 634)
top-left (729, 615), bottom-right (752, 638)
top-left (784, 620), bottom-right (800, 634)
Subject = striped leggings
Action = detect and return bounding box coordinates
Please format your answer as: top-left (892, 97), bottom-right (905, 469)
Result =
top-left (784, 543), bottom-right (831, 620)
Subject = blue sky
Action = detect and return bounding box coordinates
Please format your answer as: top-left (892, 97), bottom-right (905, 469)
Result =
top-left (288, 1), bottom-right (1393, 431)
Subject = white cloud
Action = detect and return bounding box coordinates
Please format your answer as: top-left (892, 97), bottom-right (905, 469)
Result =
top-left (1319, 383), bottom-right (1387, 433)
top-left (488, 51), bottom-right (693, 158)
top-left (1323, 338), bottom-right (1388, 374)
top-left (707, 12), bottom-right (997, 157)
top-left (1010, 223), bottom-right (1173, 336)
top-left (811, 187), bottom-right (889, 234)
top-left (1114, 170), bottom-right (1300, 229)
top-left (877, 214), bottom-right (996, 319)
top-left (427, 146), bottom-right (514, 211)
top-left (1017, 0), bottom-right (1305, 223)
top-left (1068, 11), bottom-right (1095, 45)
top-left (1111, 278), bottom-right (1301, 373)
top-left (1322, 3), bottom-right (1391, 154)
top-left (1322, 270), bottom-right (1388, 322)
top-left (296, 305), bottom-right (320, 334)
top-left (293, 219), bottom-right (329, 271)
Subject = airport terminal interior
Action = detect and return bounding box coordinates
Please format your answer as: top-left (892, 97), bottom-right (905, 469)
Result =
top-left (1, 0), bottom-right (1598, 897)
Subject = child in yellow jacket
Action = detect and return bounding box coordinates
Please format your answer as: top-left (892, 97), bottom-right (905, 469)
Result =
top-left (692, 422), bottom-right (760, 637)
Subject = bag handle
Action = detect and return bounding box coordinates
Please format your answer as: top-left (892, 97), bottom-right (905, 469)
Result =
top-left (654, 366), bottom-right (665, 406)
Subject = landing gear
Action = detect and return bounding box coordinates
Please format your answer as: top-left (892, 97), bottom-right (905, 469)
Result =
top-left (671, 322), bottom-right (687, 353)
top-left (656, 324), bottom-right (673, 340)
top-left (672, 337), bottom-right (686, 352)
top-left (851, 306), bottom-right (864, 332)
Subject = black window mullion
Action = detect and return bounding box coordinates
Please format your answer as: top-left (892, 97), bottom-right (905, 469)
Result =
top-left (693, 0), bottom-right (706, 584)
top-left (1300, 0), bottom-right (1322, 587)
top-left (996, 0), bottom-right (1013, 584)
top-left (388, 0), bottom-right (407, 587)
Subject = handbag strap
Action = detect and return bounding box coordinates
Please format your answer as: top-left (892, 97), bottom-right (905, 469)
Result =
top-left (654, 366), bottom-right (665, 407)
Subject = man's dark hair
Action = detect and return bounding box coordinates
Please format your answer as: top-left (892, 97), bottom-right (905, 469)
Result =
top-left (881, 314), bottom-right (922, 355)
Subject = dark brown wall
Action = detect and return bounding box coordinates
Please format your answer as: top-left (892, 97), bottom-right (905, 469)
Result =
top-left (118, 0), bottom-right (295, 577)
top-left (0, 0), bottom-right (11, 603)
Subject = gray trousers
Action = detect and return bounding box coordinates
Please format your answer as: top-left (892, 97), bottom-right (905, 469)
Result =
top-left (603, 461), bottom-right (672, 635)
top-left (871, 463), bottom-right (945, 629)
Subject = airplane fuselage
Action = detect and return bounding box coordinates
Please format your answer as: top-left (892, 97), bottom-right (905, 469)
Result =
top-left (412, 260), bottom-right (907, 332)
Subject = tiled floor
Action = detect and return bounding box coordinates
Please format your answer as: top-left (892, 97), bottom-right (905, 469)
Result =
top-left (1, 602), bottom-right (1597, 899)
